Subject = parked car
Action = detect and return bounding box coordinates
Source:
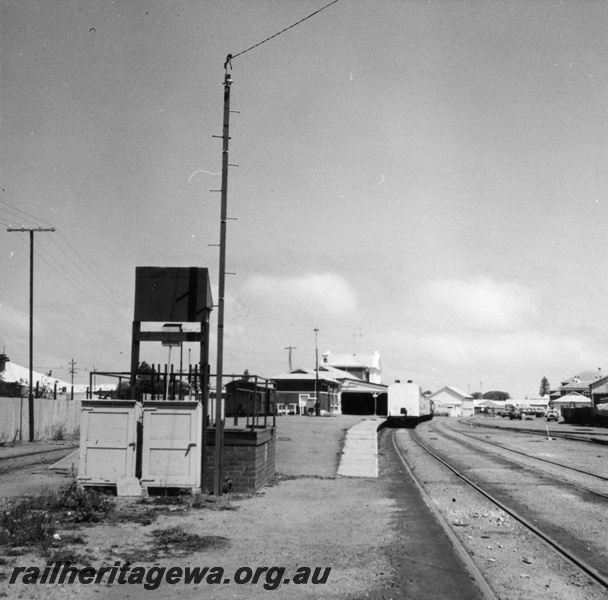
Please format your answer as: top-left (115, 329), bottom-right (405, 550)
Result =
top-left (546, 409), bottom-right (559, 422)
top-left (509, 410), bottom-right (523, 420)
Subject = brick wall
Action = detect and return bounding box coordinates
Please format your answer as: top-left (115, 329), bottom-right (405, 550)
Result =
top-left (204, 427), bottom-right (276, 494)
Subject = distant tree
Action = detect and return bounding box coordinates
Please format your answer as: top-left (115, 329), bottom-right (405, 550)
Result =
top-left (116, 361), bottom-right (164, 399)
top-left (471, 392), bottom-right (483, 399)
top-left (483, 391), bottom-right (511, 402)
top-left (242, 369), bottom-right (251, 381)
top-left (539, 376), bottom-right (550, 397)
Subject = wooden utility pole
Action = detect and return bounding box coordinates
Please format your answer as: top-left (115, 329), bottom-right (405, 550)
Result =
top-left (7, 226), bottom-right (56, 441)
top-left (314, 328), bottom-right (320, 416)
top-left (69, 358), bottom-right (76, 400)
top-left (284, 346), bottom-right (297, 371)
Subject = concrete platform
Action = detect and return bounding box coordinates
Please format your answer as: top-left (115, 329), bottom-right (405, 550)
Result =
top-left (337, 418), bottom-right (385, 478)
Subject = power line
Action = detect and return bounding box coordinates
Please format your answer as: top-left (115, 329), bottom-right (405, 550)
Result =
top-left (0, 199), bottom-right (130, 310)
top-left (57, 231), bottom-right (130, 308)
top-left (49, 234), bottom-right (130, 310)
top-left (230, 0), bottom-right (339, 61)
top-left (7, 226), bottom-right (55, 442)
top-left (0, 200), bottom-right (55, 228)
top-left (14, 233), bottom-right (131, 321)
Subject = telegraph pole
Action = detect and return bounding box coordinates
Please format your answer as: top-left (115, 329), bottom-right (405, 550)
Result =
top-left (284, 346), bottom-right (297, 371)
top-left (213, 57), bottom-right (236, 495)
top-left (314, 328), bottom-right (320, 416)
top-left (7, 226), bottom-right (56, 441)
top-left (69, 358), bottom-right (76, 400)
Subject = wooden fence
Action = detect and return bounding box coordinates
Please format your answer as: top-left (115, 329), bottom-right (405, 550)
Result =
top-left (0, 396), bottom-right (81, 442)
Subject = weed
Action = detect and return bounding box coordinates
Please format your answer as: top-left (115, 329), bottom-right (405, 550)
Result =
top-left (55, 482), bottom-right (114, 523)
top-left (152, 495), bottom-right (185, 506)
top-left (61, 533), bottom-right (86, 545)
top-left (43, 547), bottom-right (92, 566)
top-left (150, 526), bottom-right (229, 557)
top-left (51, 423), bottom-right (66, 441)
top-left (187, 490), bottom-right (207, 509)
top-left (0, 497), bottom-right (56, 547)
top-left (114, 548), bottom-right (151, 565)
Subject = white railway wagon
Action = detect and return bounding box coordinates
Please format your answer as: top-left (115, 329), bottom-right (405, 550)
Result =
top-left (386, 380), bottom-right (433, 428)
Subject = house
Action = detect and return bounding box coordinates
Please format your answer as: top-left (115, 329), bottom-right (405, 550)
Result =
top-left (429, 386), bottom-right (472, 417)
top-left (590, 375), bottom-right (608, 406)
top-left (558, 369), bottom-right (604, 398)
top-left (271, 368), bottom-right (342, 414)
top-left (321, 351), bottom-right (382, 384)
top-left (0, 352), bottom-right (72, 398)
top-left (316, 363), bottom-right (387, 414)
top-left (550, 391), bottom-right (593, 413)
top-left (474, 399), bottom-right (505, 416)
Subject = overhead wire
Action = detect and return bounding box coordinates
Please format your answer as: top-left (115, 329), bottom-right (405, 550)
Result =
top-left (36, 238), bottom-right (131, 320)
top-left (1, 198), bottom-right (131, 314)
top-left (0, 200), bottom-right (55, 229)
top-left (229, 0), bottom-right (339, 61)
top-left (49, 233), bottom-right (130, 311)
top-left (11, 232), bottom-right (131, 322)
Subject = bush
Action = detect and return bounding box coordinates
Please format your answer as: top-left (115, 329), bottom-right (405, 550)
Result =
top-left (52, 423), bottom-right (66, 441)
top-left (55, 482), bottom-right (115, 523)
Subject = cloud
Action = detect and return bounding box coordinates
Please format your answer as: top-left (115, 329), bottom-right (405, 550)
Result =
top-left (381, 326), bottom-right (605, 398)
top-left (243, 272), bottom-right (358, 318)
top-left (378, 276), bottom-right (604, 395)
top-left (414, 277), bottom-right (537, 332)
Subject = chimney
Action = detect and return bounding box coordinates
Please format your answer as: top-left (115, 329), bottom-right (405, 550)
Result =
top-left (322, 351), bottom-right (330, 364)
top-left (0, 352), bottom-right (9, 373)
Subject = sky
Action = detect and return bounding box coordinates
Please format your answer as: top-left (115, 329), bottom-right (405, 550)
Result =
top-left (2, 0), bottom-right (608, 399)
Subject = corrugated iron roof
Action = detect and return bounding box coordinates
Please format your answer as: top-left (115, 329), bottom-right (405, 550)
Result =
top-left (1, 360), bottom-right (71, 389)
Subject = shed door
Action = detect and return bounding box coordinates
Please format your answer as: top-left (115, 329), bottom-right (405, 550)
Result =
top-left (78, 401), bottom-right (139, 484)
top-left (141, 402), bottom-right (202, 487)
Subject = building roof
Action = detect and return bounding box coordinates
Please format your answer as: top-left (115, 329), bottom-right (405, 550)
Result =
top-left (1, 360), bottom-right (71, 390)
top-left (590, 375), bottom-right (608, 390)
top-left (323, 351), bottom-right (381, 370)
top-left (430, 386), bottom-right (473, 400)
top-left (551, 391), bottom-right (592, 406)
top-left (477, 400), bottom-right (504, 408)
top-left (339, 379), bottom-right (388, 394)
top-left (318, 364), bottom-right (360, 380)
top-left (560, 370), bottom-right (604, 387)
top-left (271, 368), bottom-right (341, 385)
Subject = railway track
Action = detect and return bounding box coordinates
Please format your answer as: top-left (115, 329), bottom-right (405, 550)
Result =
top-left (0, 445), bottom-right (77, 474)
top-left (390, 425), bottom-right (608, 597)
top-left (463, 418), bottom-right (608, 445)
top-left (429, 419), bottom-right (608, 498)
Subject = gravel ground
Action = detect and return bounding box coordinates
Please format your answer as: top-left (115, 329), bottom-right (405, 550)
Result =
top-left (404, 421), bottom-right (608, 600)
top-left (1, 416), bottom-right (402, 600)
top-left (3, 416), bottom-right (607, 599)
